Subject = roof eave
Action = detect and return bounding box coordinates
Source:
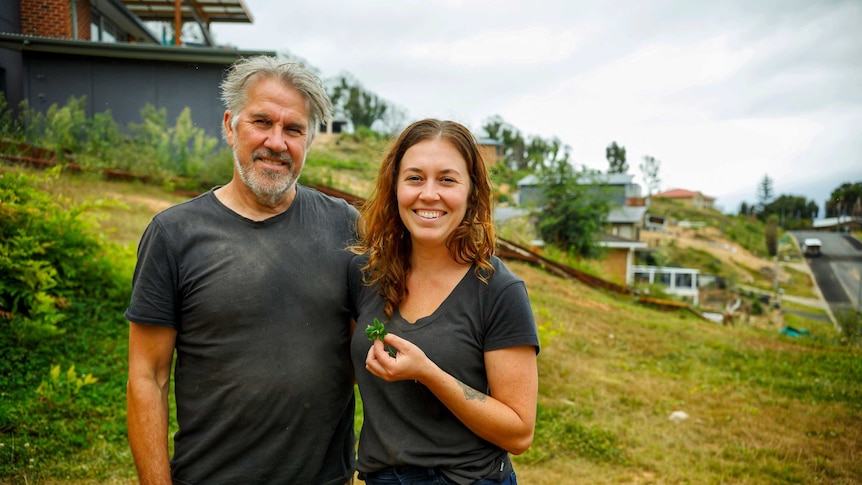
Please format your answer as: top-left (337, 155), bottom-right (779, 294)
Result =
top-left (0, 33), bottom-right (275, 64)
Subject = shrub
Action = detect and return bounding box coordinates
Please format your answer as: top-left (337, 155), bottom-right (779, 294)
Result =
top-left (835, 307), bottom-right (862, 346)
top-left (0, 169), bottom-right (133, 480)
top-left (0, 94), bottom-right (226, 189)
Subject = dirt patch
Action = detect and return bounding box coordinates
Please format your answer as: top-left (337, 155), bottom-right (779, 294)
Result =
top-left (573, 296), bottom-right (616, 312)
top-left (105, 191), bottom-right (174, 213)
top-left (642, 226), bottom-right (776, 284)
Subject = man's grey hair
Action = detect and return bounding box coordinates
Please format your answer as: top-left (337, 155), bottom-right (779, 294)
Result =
top-left (220, 55), bottom-right (333, 143)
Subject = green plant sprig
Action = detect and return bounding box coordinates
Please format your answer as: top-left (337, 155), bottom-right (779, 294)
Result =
top-left (365, 317), bottom-right (396, 357)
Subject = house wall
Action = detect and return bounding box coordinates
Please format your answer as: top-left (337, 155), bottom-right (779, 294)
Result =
top-left (587, 184), bottom-right (626, 207)
top-left (517, 185), bottom-right (544, 208)
top-left (479, 143), bottom-right (502, 165)
top-left (21, 0), bottom-right (78, 39)
top-left (0, 3), bottom-right (23, 102)
top-left (669, 196), bottom-right (698, 208)
top-left (600, 248), bottom-right (629, 286)
top-left (662, 194), bottom-right (715, 210)
top-left (1, 2), bottom-right (21, 33)
top-left (75, 1), bottom-right (92, 41)
top-left (22, 51), bottom-right (229, 141)
top-left (611, 223), bottom-right (638, 240)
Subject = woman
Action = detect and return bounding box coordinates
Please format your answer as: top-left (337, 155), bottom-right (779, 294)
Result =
top-left (349, 119), bottom-right (539, 485)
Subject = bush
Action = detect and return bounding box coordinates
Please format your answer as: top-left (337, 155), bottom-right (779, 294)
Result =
top-left (0, 169), bottom-right (133, 480)
top-left (751, 299), bottom-right (765, 316)
top-left (835, 307), bottom-right (862, 346)
top-left (0, 93), bottom-right (226, 190)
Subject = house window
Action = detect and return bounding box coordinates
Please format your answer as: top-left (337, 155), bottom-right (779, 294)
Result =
top-left (675, 273), bottom-right (693, 289)
top-left (659, 272), bottom-right (672, 286)
top-left (91, 10), bottom-right (121, 43)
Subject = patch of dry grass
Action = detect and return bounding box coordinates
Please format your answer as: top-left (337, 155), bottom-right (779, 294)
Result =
top-left (1, 164), bottom-right (189, 247)
top-left (507, 259), bottom-right (862, 484)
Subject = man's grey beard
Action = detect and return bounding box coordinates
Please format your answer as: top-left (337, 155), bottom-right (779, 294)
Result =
top-left (234, 148), bottom-right (302, 208)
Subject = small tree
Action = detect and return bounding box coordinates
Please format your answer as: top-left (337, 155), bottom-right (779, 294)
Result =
top-left (482, 115), bottom-right (527, 171)
top-left (756, 174), bottom-right (774, 215)
top-left (605, 141), bottom-right (628, 174)
top-left (536, 159), bottom-right (610, 258)
top-left (834, 307), bottom-right (861, 346)
top-left (327, 73), bottom-right (392, 132)
top-left (639, 155), bottom-right (661, 195)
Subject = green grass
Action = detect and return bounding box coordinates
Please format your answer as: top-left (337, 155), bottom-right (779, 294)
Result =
top-left (2, 159), bottom-right (861, 485)
top-left (514, 262), bottom-right (862, 484)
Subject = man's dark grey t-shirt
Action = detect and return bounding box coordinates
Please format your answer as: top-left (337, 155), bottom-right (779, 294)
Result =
top-left (126, 186), bottom-right (358, 485)
top-left (349, 255), bottom-right (539, 485)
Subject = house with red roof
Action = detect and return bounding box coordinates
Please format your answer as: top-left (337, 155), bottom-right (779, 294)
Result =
top-left (652, 188), bottom-right (716, 210)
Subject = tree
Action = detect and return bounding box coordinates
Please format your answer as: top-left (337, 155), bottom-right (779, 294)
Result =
top-left (482, 115), bottom-right (526, 171)
top-left (638, 155), bottom-right (661, 195)
top-left (536, 158), bottom-right (610, 258)
top-left (756, 174), bottom-right (774, 214)
top-left (373, 105), bottom-right (408, 135)
top-left (605, 141), bottom-right (628, 174)
top-left (763, 194), bottom-right (819, 228)
top-left (327, 73), bottom-right (392, 131)
top-left (481, 115), bottom-right (572, 173)
top-left (825, 181), bottom-right (862, 218)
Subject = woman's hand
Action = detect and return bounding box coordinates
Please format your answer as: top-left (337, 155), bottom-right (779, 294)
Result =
top-left (365, 333), bottom-right (433, 383)
top-left (365, 332), bottom-right (538, 454)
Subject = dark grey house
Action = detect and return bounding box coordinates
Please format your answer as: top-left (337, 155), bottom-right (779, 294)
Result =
top-left (0, 0), bottom-right (274, 141)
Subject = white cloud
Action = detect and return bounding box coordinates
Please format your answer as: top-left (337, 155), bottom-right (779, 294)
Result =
top-left (211, 0), bottom-right (862, 216)
top-left (406, 27), bottom-right (587, 66)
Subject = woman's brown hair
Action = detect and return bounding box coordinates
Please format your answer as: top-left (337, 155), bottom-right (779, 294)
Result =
top-left (352, 119), bottom-right (496, 317)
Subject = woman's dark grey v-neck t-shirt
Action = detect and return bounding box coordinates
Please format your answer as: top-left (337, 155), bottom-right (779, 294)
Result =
top-left (349, 255), bottom-right (539, 485)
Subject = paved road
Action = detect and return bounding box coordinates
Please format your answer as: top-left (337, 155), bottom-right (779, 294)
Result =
top-left (790, 231), bottom-right (862, 314)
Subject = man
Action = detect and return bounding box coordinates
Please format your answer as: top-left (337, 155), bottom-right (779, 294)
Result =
top-left (126, 56), bottom-right (357, 484)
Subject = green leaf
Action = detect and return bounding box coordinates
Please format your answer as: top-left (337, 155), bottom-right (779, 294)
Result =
top-left (365, 317), bottom-right (387, 342)
top-left (365, 318), bottom-right (395, 357)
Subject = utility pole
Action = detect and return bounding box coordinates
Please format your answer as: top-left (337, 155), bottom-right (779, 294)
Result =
top-left (857, 271), bottom-right (861, 314)
top-left (773, 255), bottom-right (780, 293)
top-left (774, 235), bottom-right (789, 307)
top-left (773, 254), bottom-right (781, 309)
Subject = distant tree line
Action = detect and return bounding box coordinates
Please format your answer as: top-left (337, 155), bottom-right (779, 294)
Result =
top-left (739, 174), bottom-right (860, 229)
top-left (825, 182), bottom-right (862, 219)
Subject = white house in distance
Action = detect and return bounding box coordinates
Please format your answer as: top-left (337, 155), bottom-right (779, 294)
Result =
top-left (632, 265), bottom-right (700, 305)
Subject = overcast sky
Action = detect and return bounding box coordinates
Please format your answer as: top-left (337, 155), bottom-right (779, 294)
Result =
top-left (210, 0), bottom-right (861, 216)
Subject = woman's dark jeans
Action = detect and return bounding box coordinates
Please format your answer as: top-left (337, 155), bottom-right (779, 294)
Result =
top-left (359, 466), bottom-right (518, 485)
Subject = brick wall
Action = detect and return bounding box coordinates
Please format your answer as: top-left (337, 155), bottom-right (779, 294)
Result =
top-left (75, 0), bottom-right (91, 40)
top-left (20, 0), bottom-right (91, 40)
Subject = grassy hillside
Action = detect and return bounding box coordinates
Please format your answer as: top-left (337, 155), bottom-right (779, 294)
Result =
top-left (514, 260), bottom-right (860, 484)
top-left (2, 148), bottom-right (861, 484)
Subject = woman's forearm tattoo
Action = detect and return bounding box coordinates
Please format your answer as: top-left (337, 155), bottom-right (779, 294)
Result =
top-left (457, 380), bottom-right (487, 402)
